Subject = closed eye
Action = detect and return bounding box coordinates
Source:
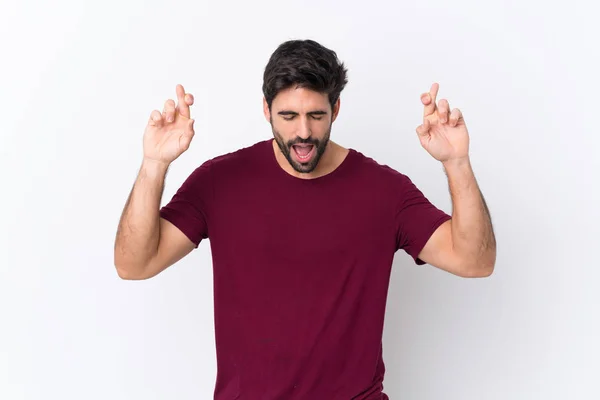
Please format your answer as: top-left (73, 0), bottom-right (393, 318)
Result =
top-left (282, 115), bottom-right (323, 121)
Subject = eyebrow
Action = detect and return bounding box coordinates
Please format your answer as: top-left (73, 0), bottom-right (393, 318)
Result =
top-left (277, 110), bottom-right (328, 116)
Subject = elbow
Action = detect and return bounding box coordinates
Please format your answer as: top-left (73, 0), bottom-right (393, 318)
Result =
top-left (115, 264), bottom-right (150, 280)
top-left (464, 264), bottom-right (494, 278)
top-left (114, 261), bottom-right (134, 280)
top-left (114, 256), bottom-right (149, 281)
top-left (115, 264), bottom-right (136, 280)
top-left (462, 252), bottom-right (496, 278)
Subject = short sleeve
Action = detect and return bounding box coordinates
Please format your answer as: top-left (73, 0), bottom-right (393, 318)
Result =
top-left (394, 174), bottom-right (452, 265)
top-left (159, 160), bottom-right (214, 248)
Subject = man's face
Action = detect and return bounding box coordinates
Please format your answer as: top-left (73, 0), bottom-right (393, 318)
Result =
top-left (264, 86), bottom-right (340, 174)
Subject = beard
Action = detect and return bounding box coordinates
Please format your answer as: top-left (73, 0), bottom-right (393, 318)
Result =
top-left (271, 121), bottom-right (332, 174)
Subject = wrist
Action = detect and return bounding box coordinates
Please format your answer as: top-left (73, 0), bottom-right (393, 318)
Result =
top-left (442, 156), bottom-right (471, 170)
top-left (141, 157), bottom-right (170, 177)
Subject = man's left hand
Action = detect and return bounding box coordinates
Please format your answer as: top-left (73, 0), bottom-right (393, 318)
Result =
top-left (416, 83), bottom-right (470, 163)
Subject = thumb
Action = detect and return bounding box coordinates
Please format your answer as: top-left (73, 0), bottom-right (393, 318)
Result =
top-left (416, 118), bottom-right (430, 138)
top-left (179, 119), bottom-right (195, 151)
top-left (187, 118), bottom-right (196, 136)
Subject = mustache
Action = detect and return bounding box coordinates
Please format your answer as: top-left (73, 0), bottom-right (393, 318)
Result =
top-left (288, 138), bottom-right (318, 147)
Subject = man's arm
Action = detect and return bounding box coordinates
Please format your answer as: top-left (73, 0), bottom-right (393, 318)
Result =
top-left (418, 157), bottom-right (496, 277)
top-left (114, 160), bottom-right (195, 280)
top-left (114, 83), bottom-right (199, 280)
top-left (414, 82), bottom-right (496, 278)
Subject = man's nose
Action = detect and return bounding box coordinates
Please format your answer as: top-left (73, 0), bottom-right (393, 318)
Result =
top-left (297, 118), bottom-right (312, 139)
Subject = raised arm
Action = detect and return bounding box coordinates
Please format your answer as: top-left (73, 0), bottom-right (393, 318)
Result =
top-left (114, 84), bottom-right (197, 280)
top-left (414, 83), bottom-right (496, 277)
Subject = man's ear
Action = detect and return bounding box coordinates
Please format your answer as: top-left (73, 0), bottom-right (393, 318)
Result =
top-left (331, 98), bottom-right (341, 123)
top-left (263, 97), bottom-right (271, 122)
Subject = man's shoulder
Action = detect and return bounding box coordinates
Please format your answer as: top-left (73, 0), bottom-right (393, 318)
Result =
top-left (203, 139), bottom-right (270, 171)
top-left (352, 148), bottom-right (409, 183)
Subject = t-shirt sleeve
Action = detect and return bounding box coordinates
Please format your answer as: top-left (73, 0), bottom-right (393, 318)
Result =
top-left (159, 160), bottom-right (214, 248)
top-left (394, 174), bottom-right (452, 265)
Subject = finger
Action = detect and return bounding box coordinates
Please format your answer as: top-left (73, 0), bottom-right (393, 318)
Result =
top-left (449, 108), bottom-right (462, 127)
top-left (176, 84), bottom-right (191, 118)
top-left (179, 119), bottom-right (196, 151)
top-left (416, 118), bottom-right (431, 137)
top-left (187, 118), bottom-right (195, 135)
top-left (438, 99), bottom-right (450, 124)
top-left (420, 92), bottom-right (431, 106)
top-left (423, 82), bottom-right (439, 117)
top-left (185, 93), bottom-right (194, 106)
top-left (163, 99), bottom-right (176, 123)
top-left (148, 110), bottom-right (163, 127)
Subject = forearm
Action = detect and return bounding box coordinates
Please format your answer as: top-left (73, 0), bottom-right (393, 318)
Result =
top-left (114, 159), bottom-right (169, 277)
top-left (443, 157), bottom-right (496, 274)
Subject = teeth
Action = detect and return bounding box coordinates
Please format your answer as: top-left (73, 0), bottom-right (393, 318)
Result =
top-left (295, 146), bottom-right (312, 159)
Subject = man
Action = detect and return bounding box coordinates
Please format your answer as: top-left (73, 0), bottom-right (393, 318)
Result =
top-left (114, 39), bottom-right (496, 400)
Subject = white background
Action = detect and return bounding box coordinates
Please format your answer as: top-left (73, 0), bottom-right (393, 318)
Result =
top-left (1, 0), bottom-right (598, 399)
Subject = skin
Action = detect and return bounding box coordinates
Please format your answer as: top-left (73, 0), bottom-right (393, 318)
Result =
top-left (114, 84), bottom-right (197, 280)
top-left (415, 83), bottom-right (497, 277)
top-left (263, 86), bottom-right (349, 180)
top-left (115, 82), bottom-right (495, 280)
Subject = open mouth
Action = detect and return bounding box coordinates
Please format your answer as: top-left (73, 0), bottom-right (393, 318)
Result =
top-left (292, 144), bottom-right (315, 162)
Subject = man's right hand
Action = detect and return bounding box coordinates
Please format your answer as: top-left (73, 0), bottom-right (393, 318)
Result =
top-left (143, 84), bottom-right (196, 165)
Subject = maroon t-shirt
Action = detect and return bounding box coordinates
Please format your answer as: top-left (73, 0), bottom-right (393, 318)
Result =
top-left (159, 139), bottom-right (451, 399)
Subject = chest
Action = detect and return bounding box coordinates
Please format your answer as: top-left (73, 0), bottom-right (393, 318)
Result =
top-left (212, 183), bottom-right (393, 263)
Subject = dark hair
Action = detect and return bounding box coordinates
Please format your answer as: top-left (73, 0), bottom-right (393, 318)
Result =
top-left (262, 39), bottom-right (348, 110)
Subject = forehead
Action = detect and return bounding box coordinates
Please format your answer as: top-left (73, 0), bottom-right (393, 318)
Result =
top-left (272, 86), bottom-right (330, 111)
